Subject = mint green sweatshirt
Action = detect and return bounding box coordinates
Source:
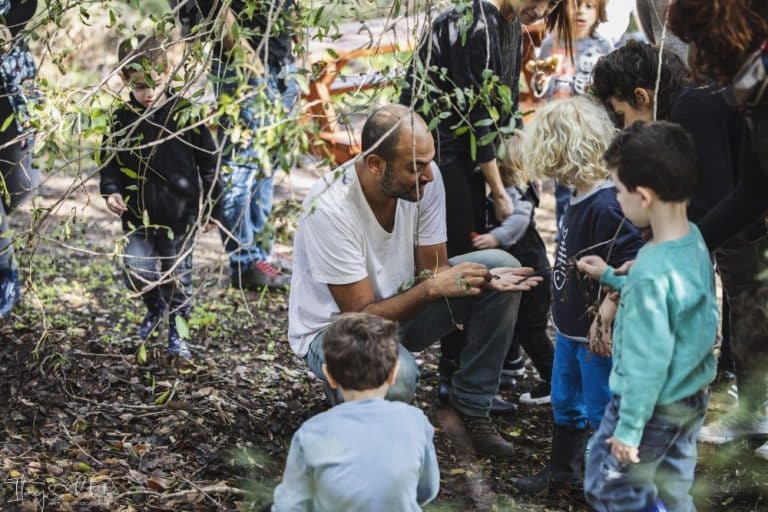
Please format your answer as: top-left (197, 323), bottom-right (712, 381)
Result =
top-left (600, 223), bottom-right (717, 446)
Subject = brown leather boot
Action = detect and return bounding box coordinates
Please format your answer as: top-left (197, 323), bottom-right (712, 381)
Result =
top-left (460, 413), bottom-right (517, 459)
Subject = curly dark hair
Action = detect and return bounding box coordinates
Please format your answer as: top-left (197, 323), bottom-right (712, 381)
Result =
top-left (669, 0), bottom-right (768, 83)
top-left (604, 121), bottom-right (698, 202)
top-left (590, 41), bottom-right (689, 121)
top-left (322, 313), bottom-right (400, 391)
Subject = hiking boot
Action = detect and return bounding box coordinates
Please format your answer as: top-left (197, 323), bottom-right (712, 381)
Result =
top-left (698, 409), bottom-right (768, 444)
top-left (513, 424), bottom-right (587, 496)
top-left (167, 310), bottom-right (192, 360)
top-left (0, 267), bottom-right (22, 318)
top-left (438, 376), bottom-right (517, 415)
top-left (459, 413), bottom-right (517, 459)
top-left (232, 260), bottom-right (290, 290)
top-left (520, 380), bottom-right (552, 405)
top-left (138, 300), bottom-right (167, 340)
top-left (491, 395), bottom-right (518, 416)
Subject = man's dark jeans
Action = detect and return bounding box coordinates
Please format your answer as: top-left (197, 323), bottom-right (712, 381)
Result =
top-left (305, 249), bottom-right (522, 417)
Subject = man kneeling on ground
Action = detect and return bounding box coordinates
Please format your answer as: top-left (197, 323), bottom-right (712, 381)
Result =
top-left (287, 104), bottom-right (542, 458)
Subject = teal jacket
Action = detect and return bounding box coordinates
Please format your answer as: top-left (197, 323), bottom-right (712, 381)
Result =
top-left (601, 223), bottom-right (717, 446)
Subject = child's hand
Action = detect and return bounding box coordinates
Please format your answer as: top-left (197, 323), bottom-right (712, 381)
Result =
top-left (106, 193), bottom-right (127, 215)
top-left (576, 255), bottom-right (608, 280)
top-left (614, 260), bottom-right (635, 276)
top-left (606, 437), bottom-right (640, 464)
top-left (472, 233), bottom-right (500, 250)
top-left (589, 296), bottom-right (617, 357)
top-left (204, 221), bottom-right (216, 232)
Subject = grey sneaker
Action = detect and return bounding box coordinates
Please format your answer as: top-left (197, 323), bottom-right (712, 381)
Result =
top-left (698, 410), bottom-right (768, 444)
top-left (232, 260), bottom-right (290, 290)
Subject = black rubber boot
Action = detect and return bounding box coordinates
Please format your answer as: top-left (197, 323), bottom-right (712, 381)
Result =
top-left (513, 424), bottom-right (588, 496)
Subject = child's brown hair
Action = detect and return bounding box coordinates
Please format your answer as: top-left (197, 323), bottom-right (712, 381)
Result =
top-left (323, 313), bottom-right (399, 391)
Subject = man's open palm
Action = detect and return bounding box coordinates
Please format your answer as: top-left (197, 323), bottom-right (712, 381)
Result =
top-left (488, 267), bottom-right (542, 292)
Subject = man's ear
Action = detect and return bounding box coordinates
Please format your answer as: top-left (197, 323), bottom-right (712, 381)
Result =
top-left (386, 359), bottom-right (400, 386)
top-left (322, 364), bottom-right (340, 390)
top-left (365, 153), bottom-right (386, 176)
top-left (633, 87), bottom-right (652, 108)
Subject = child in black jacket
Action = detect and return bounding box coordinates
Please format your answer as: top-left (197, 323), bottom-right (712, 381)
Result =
top-left (472, 137), bottom-right (554, 405)
top-left (99, 36), bottom-right (221, 361)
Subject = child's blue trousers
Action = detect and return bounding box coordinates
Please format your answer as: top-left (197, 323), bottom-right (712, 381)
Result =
top-left (584, 391), bottom-right (708, 512)
top-left (551, 333), bottom-right (612, 430)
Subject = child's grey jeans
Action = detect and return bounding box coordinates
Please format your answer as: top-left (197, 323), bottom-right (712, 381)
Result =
top-left (585, 391), bottom-right (709, 512)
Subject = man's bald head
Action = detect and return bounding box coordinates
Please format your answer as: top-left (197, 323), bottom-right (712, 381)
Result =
top-left (360, 105), bottom-right (429, 162)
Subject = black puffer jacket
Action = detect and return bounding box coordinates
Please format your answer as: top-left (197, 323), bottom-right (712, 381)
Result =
top-left (99, 93), bottom-right (221, 234)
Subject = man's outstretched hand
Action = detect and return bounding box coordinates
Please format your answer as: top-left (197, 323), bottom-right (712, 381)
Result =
top-left (488, 267), bottom-right (543, 292)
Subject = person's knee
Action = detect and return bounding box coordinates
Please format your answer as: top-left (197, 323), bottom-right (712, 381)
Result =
top-left (449, 249), bottom-right (520, 269)
top-left (385, 347), bottom-right (419, 403)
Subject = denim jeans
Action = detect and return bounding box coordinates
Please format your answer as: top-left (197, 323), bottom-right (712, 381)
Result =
top-left (122, 228), bottom-right (194, 312)
top-left (552, 333), bottom-right (613, 430)
top-left (715, 235), bottom-right (768, 411)
top-left (305, 249), bottom-right (523, 417)
top-left (0, 135), bottom-right (39, 269)
top-left (585, 392), bottom-right (709, 512)
top-left (212, 58), bottom-right (299, 272)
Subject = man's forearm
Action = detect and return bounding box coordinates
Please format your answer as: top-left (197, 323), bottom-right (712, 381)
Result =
top-left (362, 278), bottom-right (437, 323)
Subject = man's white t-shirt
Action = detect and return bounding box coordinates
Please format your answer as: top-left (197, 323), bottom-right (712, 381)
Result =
top-left (287, 163), bottom-right (447, 357)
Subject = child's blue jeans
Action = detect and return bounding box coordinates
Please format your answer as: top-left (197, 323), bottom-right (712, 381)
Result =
top-left (584, 391), bottom-right (709, 512)
top-left (551, 333), bottom-right (612, 430)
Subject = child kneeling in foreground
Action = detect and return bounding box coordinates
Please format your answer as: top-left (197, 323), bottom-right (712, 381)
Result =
top-left (578, 121), bottom-right (717, 511)
top-left (272, 313), bottom-right (440, 511)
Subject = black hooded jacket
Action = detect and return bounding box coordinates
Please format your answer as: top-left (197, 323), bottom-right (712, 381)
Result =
top-left (99, 93), bottom-right (221, 234)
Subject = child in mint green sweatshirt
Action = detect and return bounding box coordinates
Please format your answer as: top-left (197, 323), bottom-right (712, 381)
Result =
top-left (577, 121), bottom-right (717, 512)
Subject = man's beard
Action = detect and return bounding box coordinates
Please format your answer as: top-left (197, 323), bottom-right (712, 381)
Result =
top-left (382, 162), bottom-right (422, 202)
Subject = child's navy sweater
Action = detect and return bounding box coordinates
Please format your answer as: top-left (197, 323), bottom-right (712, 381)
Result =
top-left (552, 181), bottom-right (644, 340)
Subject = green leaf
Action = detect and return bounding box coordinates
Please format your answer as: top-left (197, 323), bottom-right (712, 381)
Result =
top-left (454, 125), bottom-right (469, 136)
top-left (75, 462), bottom-right (93, 473)
top-left (475, 118), bottom-right (494, 127)
top-left (120, 167), bottom-right (138, 179)
top-left (175, 315), bottom-right (190, 339)
top-left (136, 343), bottom-right (147, 365)
top-left (0, 114), bottom-right (14, 133)
top-left (469, 131), bottom-right (477, 162)
top-left (154, 390), bottom-right (171, 406)
top-left (142, 210), bottom-right (149, 227)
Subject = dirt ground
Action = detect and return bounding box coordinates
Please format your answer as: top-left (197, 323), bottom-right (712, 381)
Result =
top-left (1, 168), bottom-right (767, 512)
